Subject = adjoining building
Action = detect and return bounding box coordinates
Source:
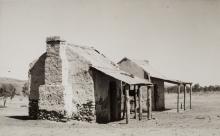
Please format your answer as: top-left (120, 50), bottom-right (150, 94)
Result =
top-left (118, 57), bottom-right (192, 112)
top-left (28, 36), bottom-right (152, 123)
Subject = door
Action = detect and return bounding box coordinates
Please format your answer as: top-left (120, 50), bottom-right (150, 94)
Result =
top-left (154, 85), bottom-right (158, 110)
top-left (109, 81), bottom-right (117, 121)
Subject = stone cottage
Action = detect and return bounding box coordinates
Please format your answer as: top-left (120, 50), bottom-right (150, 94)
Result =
top-left (118, 57), bottom-right (192, 111)
top-left (28, 36), bottom-right (151, 123)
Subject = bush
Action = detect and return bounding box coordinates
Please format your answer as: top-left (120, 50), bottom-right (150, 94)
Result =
top-left (165, 83), bottom-right (220, 93)
top-left (0, 83), bottom-right (16, 107)
top-left (22, 82), bottom-right (29, 97)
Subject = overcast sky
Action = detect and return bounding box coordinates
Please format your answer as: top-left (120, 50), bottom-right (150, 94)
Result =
top-left (0, 0), bottom-right (220, 86)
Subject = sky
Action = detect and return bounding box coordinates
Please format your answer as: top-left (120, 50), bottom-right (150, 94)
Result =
top-left (0, 0), bottom-right (220, 86)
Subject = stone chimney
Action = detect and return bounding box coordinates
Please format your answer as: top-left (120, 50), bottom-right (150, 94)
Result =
top-left (46, 36), bottom-right (65, 57)
top-left (45, 36), bottom-right (64, 85)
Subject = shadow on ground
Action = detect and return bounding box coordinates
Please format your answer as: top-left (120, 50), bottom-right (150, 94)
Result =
top-left (158, 108), bottom-right (172, 111)
top-left (0, 105), bottom-right (6, 108)
top-left (7, 116), bottom-right (32, 120)
top-left (143, 108), bottom-right (172, 113)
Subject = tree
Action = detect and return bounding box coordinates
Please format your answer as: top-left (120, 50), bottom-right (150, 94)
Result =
top-left (204, 86), bottom-right (208, 92)
top-left (193, 83), bottom-right (201, 92)
top-left (214, 85), bottom-right (220, 92)
top-left (208, 85), bottom-right (215, 92)
top-left (0, 83), bottom-right (16, 107)
top-left (22, 82), bottom-right (29, 97)
top-left (166, 85), bottom-right (178, 93)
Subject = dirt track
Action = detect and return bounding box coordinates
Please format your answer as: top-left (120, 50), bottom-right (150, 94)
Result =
top-left (1, 93), bottom-right (220, 136)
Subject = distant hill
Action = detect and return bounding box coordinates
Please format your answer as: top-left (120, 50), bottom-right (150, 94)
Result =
top-left (0, 77), bottom-right (27, 95)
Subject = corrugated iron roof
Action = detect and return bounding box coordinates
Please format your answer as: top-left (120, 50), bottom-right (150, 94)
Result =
top-left (67, 44), bottom-right (152, 85)
top-left (92, 66), bottom-right (152, 85)
top-left (131, 59), bottom-right (183, 84)
top-left (119, 58), bottom-right (190, 85)
top-left (132, 59), bottom-right (167, 79)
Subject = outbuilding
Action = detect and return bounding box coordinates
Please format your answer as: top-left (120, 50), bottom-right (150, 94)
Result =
top-left (28, 37), bottom-right (152, 123)
top-left (118, 57), bottom-right (192, 112)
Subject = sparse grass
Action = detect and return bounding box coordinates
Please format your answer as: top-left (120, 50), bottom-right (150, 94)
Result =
top-left (1, 93), bottom-right (220, 136)
top-left (0, 77), bottom-right (26, 95)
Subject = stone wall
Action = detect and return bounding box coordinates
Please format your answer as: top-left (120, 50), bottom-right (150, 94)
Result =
top-left (37, 84), bottom-right (65, 121)
top-left (29, 53), bottom-right (46, 118)
top-left (151, 78), bottom-right (165, 111)
top-left (29, 37), bottom-right (69, 120)
top-left (29, 37), bottom-right (122, 122)
top-left (38, 85), bottom-right (65, 112)
top-left (118, 59), bottom-right (165, 111)
top-left (118, 59), bottom-right (149, 111)
top-left (66, 46), bottom-right (95, 121)
top-left (60, 43), bottom-right (73, 117)
top-left (65, 45), bottom-right (122, 123)
top-left (36, 38), bottom-right (67, 120)
top-left (45, 40), bottom-right (62, 85)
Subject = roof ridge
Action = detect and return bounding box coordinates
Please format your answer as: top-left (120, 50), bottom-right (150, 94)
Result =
top-left (131, 59), bottom-right (167, 79)
top-left (67, 43), bottom-right (93, 50)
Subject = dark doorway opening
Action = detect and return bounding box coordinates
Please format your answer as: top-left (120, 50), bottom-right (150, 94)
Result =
top-left (154, 85), bottom-right (158, 110)
top-left (109, 81), bottom-right (117, 121)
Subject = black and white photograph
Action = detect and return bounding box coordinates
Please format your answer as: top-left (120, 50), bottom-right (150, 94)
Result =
top-left (0, 0), bottom-right (220, 135)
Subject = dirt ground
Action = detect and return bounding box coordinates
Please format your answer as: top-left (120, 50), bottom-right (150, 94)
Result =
top-left (1, 93), bottom-right (220, 136)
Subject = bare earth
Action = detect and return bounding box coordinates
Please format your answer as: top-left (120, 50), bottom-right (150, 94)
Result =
top-left (1, 93), bottom-right (220, 136)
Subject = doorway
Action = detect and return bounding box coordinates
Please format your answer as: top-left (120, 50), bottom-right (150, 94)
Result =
top-left (109, 81), bottom-right (117, 121)
top-left (154, 85), bottom-right (158, 110)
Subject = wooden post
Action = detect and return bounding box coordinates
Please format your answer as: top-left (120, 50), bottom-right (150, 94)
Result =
top-left (125, 85), bottom-right (130, 124)
top-left (184, 84), bottom-right (186, 110)
top-left (190, 84), bottom-right (192, 109)
top-left (177, 84), bottom-right (180, 112)
top-left (3, 97), bottom-right (6, 107)
top-left (147, 85), bottom-right (152, 120)
top-left (122, 85), bottom-right (126, 119)
top-left (147, 72), bottom-right (152, 119)
top-left (134, 85), bottom-right (137, 119)
top-left (138, 86), bottom-right (142, 120)
top-left (120, 82), bottom-right (123, 120)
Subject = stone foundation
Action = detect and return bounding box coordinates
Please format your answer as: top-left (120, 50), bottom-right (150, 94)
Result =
top-left (38, 110), bottom-right (65, 121)
top-left (73, 101), bottom-right (95, 122)
top-left (29, 99), bottom-right (39, 119)
top-left (29, 85), bottom-right (67, 121)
